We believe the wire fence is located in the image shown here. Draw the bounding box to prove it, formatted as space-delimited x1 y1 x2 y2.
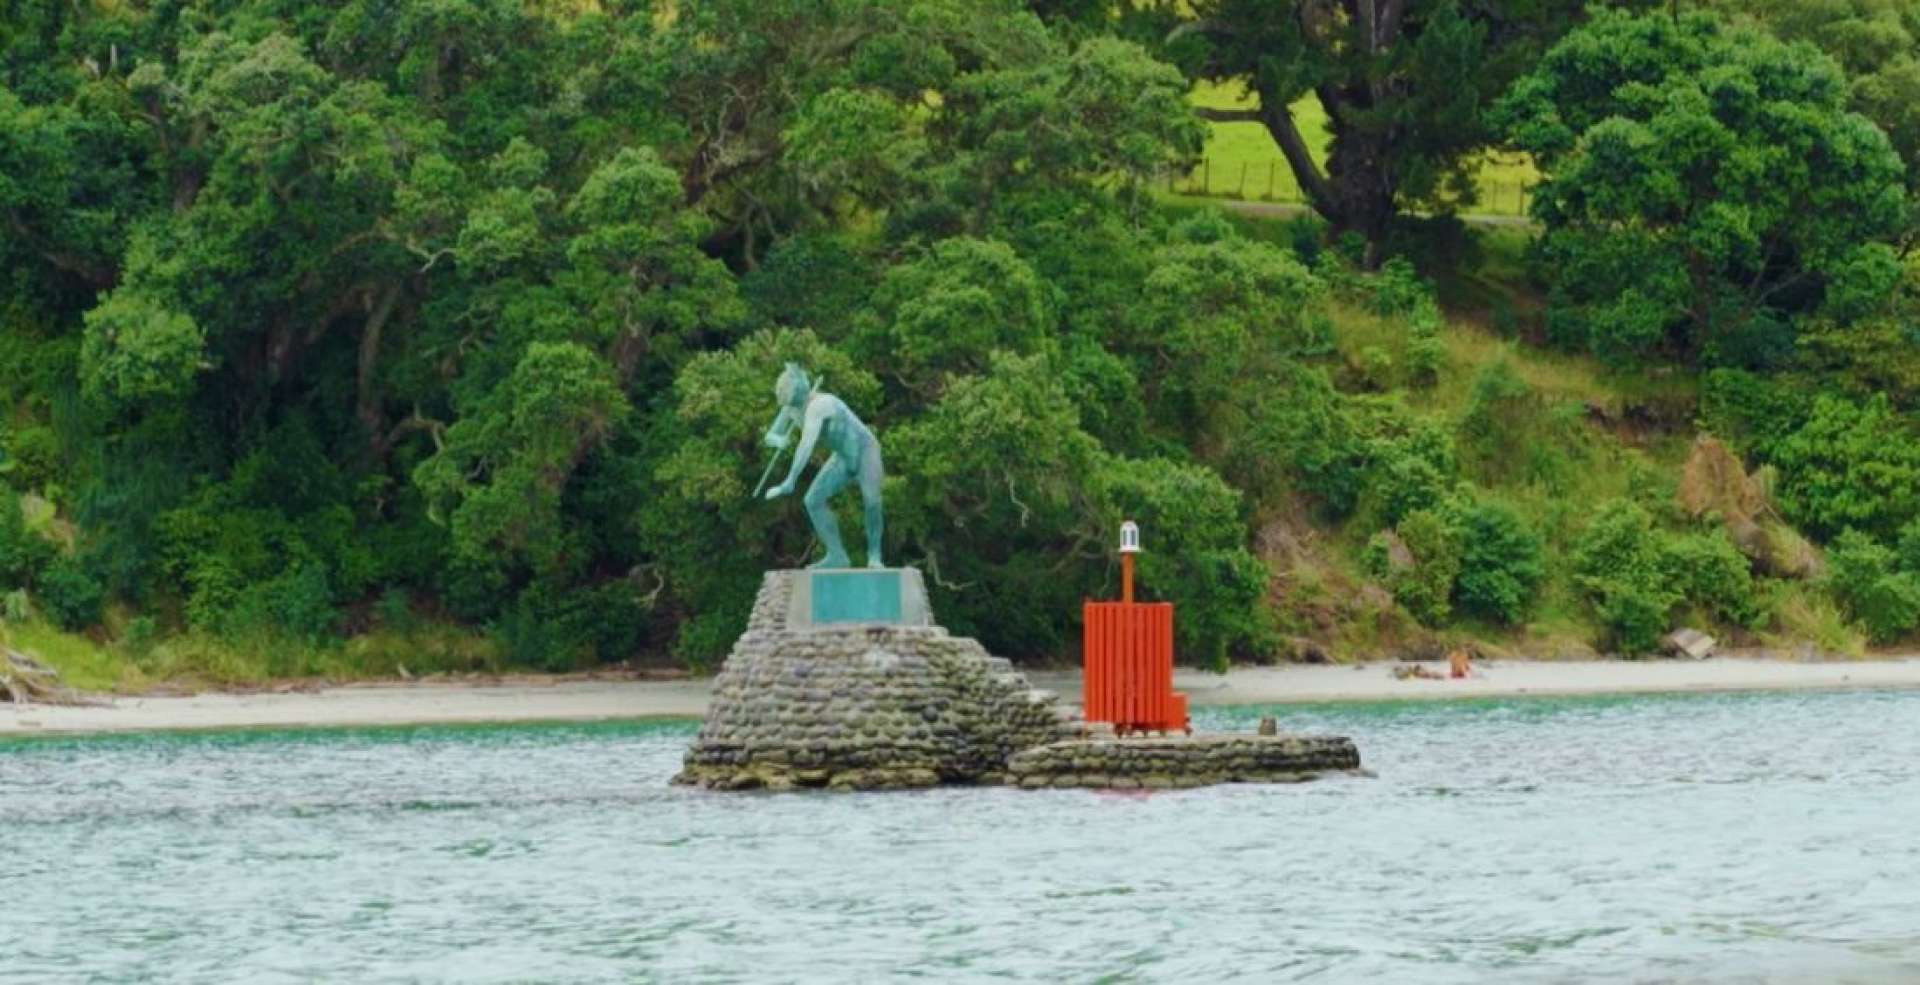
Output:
1160 158 1539 218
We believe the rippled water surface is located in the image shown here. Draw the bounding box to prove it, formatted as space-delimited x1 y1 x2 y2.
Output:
5 689 1920 983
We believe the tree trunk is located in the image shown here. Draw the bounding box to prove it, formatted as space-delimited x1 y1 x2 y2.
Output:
356 281 404 452
1251 93 1399 266
1321 121 1400 266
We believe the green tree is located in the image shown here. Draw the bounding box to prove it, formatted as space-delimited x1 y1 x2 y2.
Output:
1446 496 1544 625
1571 499 1682 654
1497 9 1909 365
1719 0 1920 195
1825 528 1920 642
850 237 1055 399
1771 393 1920 541
1366 507 1462 625
1152 0 1606 255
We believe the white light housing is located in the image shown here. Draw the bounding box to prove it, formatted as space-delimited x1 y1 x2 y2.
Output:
1119 520 1141 554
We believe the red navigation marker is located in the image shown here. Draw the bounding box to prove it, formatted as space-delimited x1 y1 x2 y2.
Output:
1082 521 1190 737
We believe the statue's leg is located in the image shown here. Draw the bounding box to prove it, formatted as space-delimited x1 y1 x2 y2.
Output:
804 456 853 569
858 441 885 569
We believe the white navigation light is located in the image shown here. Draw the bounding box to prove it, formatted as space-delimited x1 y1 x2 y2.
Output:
1119 521 1141 554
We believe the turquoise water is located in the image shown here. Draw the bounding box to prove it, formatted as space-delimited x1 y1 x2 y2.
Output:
5 689 1920 983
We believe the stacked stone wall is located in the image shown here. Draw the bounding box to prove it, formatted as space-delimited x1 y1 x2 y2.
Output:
675 571 1076 791
1006 735 1362 789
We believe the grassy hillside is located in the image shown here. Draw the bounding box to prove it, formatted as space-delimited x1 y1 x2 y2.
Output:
1182 205 1867 663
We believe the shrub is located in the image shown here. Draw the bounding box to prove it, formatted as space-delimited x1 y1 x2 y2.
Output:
1368 257 1433 316
1239 364 1365 515
1447 497 1546 625
1355 403 1458 526
1355 345 1395 391
1697 369 1811 459
490 597 587 673
1826 529 1920 643
1404 302 1445 388
1661 528 1761 627
258 564 337 642
1896 519 1920 575
0 484 54 588
489 579 648 673
1282 215 1324 266
3 426 60 491
374 588 417 633
37 559 104 631
1371 451 1451 527
1590 584 1674 656
1571 500 1680 654
1772 394 1920 541
1458 360 1534 479
1366 508 1462 626
122 616 160 658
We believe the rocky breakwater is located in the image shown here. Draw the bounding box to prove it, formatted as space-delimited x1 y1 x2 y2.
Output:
674 570 1077 791
1006 734 1363 790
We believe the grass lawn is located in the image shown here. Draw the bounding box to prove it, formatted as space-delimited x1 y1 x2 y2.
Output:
1183 81 1541 216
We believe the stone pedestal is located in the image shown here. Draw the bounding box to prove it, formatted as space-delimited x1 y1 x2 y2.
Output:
674 570 1076 790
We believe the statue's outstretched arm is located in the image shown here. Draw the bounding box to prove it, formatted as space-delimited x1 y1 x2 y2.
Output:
763 406 796 448
766 408 824 499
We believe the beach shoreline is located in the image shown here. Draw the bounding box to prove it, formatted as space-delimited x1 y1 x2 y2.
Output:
7 656 1920 736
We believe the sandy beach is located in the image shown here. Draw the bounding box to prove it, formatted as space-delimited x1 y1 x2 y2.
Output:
6 657 1920 736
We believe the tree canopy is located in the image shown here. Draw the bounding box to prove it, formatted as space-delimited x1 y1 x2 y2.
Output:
6 0 1920 673
1497 8 1909 366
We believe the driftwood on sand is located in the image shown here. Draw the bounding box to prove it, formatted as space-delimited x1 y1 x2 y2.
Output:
0 647 99 706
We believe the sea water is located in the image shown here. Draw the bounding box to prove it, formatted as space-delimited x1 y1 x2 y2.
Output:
4 689 1918 983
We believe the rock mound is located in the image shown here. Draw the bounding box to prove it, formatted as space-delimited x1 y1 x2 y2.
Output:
674 571 1076 791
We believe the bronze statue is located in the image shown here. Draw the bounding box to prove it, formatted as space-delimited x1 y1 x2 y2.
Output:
758 364 885 569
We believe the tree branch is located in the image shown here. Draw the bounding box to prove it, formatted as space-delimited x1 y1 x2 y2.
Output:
1166 18 1238 45
377 407 448 458
1259 103 1336 215
357 281 405 446
6 213 117 289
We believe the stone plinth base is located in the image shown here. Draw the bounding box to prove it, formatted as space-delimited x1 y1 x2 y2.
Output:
674 571 1077 791
1004 734 1362 790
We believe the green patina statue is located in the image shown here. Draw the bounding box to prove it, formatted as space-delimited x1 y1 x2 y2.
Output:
759 363 885 569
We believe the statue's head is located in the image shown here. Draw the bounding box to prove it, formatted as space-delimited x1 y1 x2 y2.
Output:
774 362 812 409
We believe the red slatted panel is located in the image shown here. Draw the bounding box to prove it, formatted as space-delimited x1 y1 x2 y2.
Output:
1081 600 1187 734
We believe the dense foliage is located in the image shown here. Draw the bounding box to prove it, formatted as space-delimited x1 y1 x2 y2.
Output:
1498 8 1909 367
4 0 1920 680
